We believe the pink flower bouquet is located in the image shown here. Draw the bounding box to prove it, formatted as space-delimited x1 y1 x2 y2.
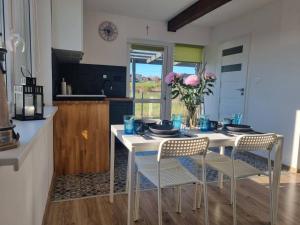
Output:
165 65 216 127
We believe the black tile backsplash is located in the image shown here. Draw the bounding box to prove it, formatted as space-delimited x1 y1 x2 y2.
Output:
52 56 127 99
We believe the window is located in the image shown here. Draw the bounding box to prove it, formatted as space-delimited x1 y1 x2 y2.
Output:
11 0 32 84
3 0 32 109
129 43 168 119
171 44 204 119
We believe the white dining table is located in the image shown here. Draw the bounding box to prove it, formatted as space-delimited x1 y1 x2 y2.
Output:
109 124 284 225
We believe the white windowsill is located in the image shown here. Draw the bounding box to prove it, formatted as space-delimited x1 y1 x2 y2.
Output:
0 106 58 171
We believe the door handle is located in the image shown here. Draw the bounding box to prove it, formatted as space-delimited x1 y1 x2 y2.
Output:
236 88 244 96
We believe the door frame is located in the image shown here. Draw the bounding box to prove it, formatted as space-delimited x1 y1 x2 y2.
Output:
126 39 173 120
217 35 251 123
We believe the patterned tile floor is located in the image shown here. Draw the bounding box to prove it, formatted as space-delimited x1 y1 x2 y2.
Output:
51 146 288 202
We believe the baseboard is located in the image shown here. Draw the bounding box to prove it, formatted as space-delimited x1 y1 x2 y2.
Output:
288 167 300 173
244 151 299 173
42 171 55 225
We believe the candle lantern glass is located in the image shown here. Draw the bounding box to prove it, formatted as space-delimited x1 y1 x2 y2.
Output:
14 78 44 121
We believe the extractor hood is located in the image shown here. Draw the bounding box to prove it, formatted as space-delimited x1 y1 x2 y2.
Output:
52 48 84 63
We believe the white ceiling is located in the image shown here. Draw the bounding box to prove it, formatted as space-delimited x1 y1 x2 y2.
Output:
192 0 275 27
84 0 275 28
84 0 197 21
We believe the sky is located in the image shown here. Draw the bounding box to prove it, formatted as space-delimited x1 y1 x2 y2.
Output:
130 63 195 77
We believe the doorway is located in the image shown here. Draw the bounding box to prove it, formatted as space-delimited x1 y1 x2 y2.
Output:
218 37 250 120
128 42 171 119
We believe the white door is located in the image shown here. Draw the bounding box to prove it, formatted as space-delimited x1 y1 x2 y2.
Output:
218 37 250 120
128 42 172 119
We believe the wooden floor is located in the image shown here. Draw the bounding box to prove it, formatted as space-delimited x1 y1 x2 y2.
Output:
44 173 300 225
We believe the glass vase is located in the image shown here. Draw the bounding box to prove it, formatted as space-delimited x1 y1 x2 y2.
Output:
186 106 201 128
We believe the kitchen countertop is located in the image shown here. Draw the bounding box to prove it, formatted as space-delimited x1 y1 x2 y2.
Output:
0 106 58 170
106 97 133 101
53 97 133 103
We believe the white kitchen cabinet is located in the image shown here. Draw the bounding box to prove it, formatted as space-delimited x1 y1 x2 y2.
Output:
51 0 83 51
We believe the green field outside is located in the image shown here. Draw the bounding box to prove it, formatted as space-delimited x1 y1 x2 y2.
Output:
131 80 188 119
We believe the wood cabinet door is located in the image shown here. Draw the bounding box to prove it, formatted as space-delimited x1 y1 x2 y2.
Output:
54 102 109 175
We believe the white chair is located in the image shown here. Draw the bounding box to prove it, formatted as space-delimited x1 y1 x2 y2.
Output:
134 137 210 225
191 150 232 208
202 133 278 225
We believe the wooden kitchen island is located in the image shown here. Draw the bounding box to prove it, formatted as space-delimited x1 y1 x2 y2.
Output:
53 100 109 175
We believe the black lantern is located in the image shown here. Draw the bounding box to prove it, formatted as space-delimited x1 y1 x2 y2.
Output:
14 75 44 121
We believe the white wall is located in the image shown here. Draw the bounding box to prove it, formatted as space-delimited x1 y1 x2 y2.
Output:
82 11 211 66
205 0 300 169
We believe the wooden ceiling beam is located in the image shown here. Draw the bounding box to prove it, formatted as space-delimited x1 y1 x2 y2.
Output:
168 0 232 32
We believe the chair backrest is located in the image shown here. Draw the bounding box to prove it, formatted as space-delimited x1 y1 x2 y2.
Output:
234 133 278 152
157 137 209 161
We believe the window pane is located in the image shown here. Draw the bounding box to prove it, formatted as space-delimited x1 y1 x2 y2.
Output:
13 0 32 84
171 63 199 120
135 103 160 119
130 48 163 100
135 80 161 99
171 99 188 119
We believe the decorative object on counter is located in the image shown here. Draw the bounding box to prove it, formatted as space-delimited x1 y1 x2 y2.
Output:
124 115 134 134
66 84 72 95
165 65 216 128
61 77 67 95
101 79 113 96
14 67 44 121
0 45 20 151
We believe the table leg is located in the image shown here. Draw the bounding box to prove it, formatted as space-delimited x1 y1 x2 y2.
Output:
109 131 115 203
218 146 225 188
127 148 136 225
272 137 283 225
126 154 129 192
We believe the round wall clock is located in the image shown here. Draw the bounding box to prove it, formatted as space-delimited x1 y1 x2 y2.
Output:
98 21 118 41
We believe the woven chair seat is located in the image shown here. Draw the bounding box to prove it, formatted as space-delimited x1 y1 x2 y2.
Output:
191 150 230 163
207 159 265 179
136 155 200 188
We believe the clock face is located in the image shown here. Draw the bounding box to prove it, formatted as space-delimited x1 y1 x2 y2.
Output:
98 21 118 41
